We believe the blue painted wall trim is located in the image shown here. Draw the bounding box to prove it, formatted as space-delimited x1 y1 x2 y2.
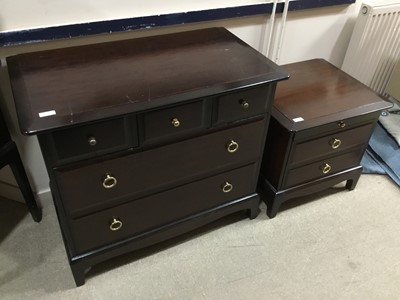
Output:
0 0 355 47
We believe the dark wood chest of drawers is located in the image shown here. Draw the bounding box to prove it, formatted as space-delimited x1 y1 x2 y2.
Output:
259 59 392 218
6 28 288 286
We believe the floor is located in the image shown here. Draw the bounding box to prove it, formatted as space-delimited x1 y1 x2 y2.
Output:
0 174 399 300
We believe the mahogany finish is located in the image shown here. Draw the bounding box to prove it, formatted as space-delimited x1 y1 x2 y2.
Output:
7 28 288 286
142 100 207 143
7 28 285 135
260 59 392 218
290 122 375 166
69 163 258 254
55 120 266 218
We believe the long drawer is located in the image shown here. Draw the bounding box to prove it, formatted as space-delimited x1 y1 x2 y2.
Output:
55 119 265 217
69 163 257 254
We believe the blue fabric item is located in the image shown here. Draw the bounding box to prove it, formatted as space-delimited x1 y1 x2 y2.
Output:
361 123 400 186
361 149 386 174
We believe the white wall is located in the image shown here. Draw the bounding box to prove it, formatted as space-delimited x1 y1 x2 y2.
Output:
0 1 362 203
280 3 362 65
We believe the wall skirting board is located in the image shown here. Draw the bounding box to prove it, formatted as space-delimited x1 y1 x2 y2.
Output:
0 180 23 203
0 166 23 202
0 0 355 47
0 180 51 206
36 188 52 207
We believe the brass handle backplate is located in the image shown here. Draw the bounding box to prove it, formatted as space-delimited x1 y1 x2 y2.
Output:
171 117 180 127
226 140 239 153
102 174 117 189
109 218 123 231
330 138 342 149
240 99 249 109
338 121 346 128
88 136 97 146
222 181 233 193
320 163 332 174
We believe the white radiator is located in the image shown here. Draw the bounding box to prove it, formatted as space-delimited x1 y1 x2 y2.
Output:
342 0 400 96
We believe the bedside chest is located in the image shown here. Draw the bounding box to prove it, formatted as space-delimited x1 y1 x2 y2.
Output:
259 59 392 218
6 28 288 286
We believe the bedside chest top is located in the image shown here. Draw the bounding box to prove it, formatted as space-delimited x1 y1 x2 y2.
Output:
273 59 392 131
6 27 288 135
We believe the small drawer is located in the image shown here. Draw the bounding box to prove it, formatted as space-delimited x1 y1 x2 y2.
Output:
143 100 208 143
214 85 271 125
294 112 380 141
69 163 257 254
55 119 266 217
284 148 364 188
50 117 136 161
290 122 375 166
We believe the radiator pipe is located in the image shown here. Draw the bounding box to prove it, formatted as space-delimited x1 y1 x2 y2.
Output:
275 0 290 63
266 0 278 58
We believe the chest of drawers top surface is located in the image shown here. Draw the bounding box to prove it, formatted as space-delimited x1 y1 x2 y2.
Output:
6 27 288 135
273 59 392 132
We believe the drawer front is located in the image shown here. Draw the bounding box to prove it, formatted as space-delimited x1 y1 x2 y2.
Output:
51 117 136 161
214 85 271 125
143 100 208 142
55 119 265 217
290 122 375 166
294 112 380 141
285 148 364 188
69 163 257 254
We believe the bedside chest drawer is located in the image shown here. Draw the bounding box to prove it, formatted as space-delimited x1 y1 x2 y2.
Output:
290 122 375 166
294 112 380 141
143 100 208 142
259 59 392 219
50 117 136 161
214 85 270 125
285 148 365 188
55 119 266 217
69 163 258 254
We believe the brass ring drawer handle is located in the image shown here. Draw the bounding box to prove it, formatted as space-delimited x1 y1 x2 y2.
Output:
240 99 249 109
102 174 117 189
330 138 342 149
109 218 123 231
338 121 346 128
88 136 97 146
226 140 239 153
171 117 180 127
222 181 233 193
321 163 332 174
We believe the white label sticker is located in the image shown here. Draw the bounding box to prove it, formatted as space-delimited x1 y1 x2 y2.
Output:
293 117 304 122
38 110 56 118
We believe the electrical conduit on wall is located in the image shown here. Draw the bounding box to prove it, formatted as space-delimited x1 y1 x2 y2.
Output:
261 0 291 63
